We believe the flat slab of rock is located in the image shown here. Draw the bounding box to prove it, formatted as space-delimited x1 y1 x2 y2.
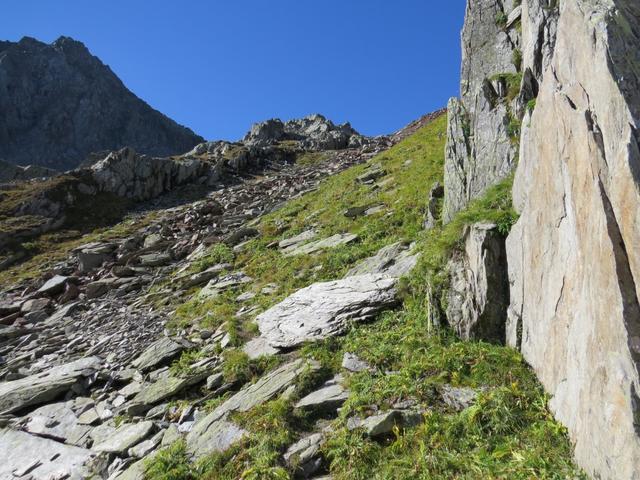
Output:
295 375 349 411
24 401 91 445
127 370 210 415
0 428 95 479
440 385 479 411
278 229 317 249
257 274 398 348
131 336 188 372
198 272 253 299
187 359 318 456
0 356 101 414
282 233 358 257
341 352 372 373
242 337 280 359
284 432 325 477
37 275 69 295
345 242 418 278
185 419 247 459
92 420 155 454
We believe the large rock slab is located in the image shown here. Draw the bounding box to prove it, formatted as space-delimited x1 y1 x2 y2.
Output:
92 420 155 454
282 233 358 257
257 274 398 348
0 356 101 414
0 428 95 479
446 223 509 343
187 359 318 457
131 336 188 372
506 1 640 478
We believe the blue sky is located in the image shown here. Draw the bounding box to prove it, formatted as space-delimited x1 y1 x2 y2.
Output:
3 0 466 141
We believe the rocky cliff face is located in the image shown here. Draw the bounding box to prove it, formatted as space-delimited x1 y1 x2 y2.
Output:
0 36 203 170
506 1 640 477
448 0 640 478
443 0 523 222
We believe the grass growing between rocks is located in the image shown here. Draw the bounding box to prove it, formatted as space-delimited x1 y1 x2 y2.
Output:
148 113 582 479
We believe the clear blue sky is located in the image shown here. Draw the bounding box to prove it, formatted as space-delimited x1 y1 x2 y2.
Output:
3 0 465 141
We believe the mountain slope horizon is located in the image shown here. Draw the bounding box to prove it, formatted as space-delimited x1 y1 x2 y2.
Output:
0 36 204 170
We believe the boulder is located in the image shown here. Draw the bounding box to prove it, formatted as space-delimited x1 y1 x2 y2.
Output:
446 223 508 343
257 274 398 348
440 385 479 412
0 356 101 414
0 428 95 480
37 275 69 295
341 352 372 373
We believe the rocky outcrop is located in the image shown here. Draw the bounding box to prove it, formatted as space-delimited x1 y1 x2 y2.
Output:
256 274 399 349
446 223 508 343
506 0 640 478
443 0 524 222
0 36 203 170
243 114 367 150
0 159 57 183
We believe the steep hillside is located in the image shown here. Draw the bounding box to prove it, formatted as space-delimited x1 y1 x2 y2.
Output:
0 36 203 170
0 112 583 479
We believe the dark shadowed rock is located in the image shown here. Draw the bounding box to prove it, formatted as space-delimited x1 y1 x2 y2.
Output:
0 36 203 170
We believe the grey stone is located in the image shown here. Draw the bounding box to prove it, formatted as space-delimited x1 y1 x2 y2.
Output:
283 432 325 477
92 420 155 454
198 272 253 299
139 252 172 267
161 423 181 447
131 336 187 372
185 419 247 459
128 430 163 458
0 356 101 414
257 274 398 348
279 230 318 249
295 375 349 411
242 337 280 360
282 233 358 257
345 242 418 279
440 385 479 412
37 275 69 295
24 401 89 443
341 352 372 373
0 428 95 480
187 359 318 456
446 223 508 343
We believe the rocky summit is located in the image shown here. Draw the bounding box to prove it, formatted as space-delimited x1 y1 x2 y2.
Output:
0 36 203 170
0 1 638 479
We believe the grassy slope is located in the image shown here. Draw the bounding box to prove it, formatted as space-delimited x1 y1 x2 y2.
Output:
149 114 582 479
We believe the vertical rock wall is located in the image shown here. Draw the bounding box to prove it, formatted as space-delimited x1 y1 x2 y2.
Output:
443 0 522 222
506 1 640 478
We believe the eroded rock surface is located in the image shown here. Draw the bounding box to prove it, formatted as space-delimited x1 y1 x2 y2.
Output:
506 1 640 478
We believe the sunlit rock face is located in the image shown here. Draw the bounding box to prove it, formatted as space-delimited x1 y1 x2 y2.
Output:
507 1 640 478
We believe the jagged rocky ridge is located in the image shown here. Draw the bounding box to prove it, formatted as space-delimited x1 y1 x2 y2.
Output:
0 36 203 170
444 1 640 478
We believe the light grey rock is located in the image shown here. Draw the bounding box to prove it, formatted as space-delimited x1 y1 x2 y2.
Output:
0 428 95 480
283 432 325 478
242 337 280 360
139 252 172 267
187 359 318 456
282 233 358 257
356 168 386 184
295 375 349 411
424 182 444 229
126 369 210 416
0 356 101 414
198 272 253 299
92 420 155 454
347 410 399 437
24 401 90 443
440 385 479 411
446 223 508 343
185 419 247 459
345 242 418 279
128 430 163 458
341 352 372 373
161 424 181 447
131 336 187 372
278 229 318 250
37 275 69 295
506 0 640 477
257 274 398 348
443 0 521 222
179 263 231 288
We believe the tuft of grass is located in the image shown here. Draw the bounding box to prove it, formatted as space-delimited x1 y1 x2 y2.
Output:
145 441 197 480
